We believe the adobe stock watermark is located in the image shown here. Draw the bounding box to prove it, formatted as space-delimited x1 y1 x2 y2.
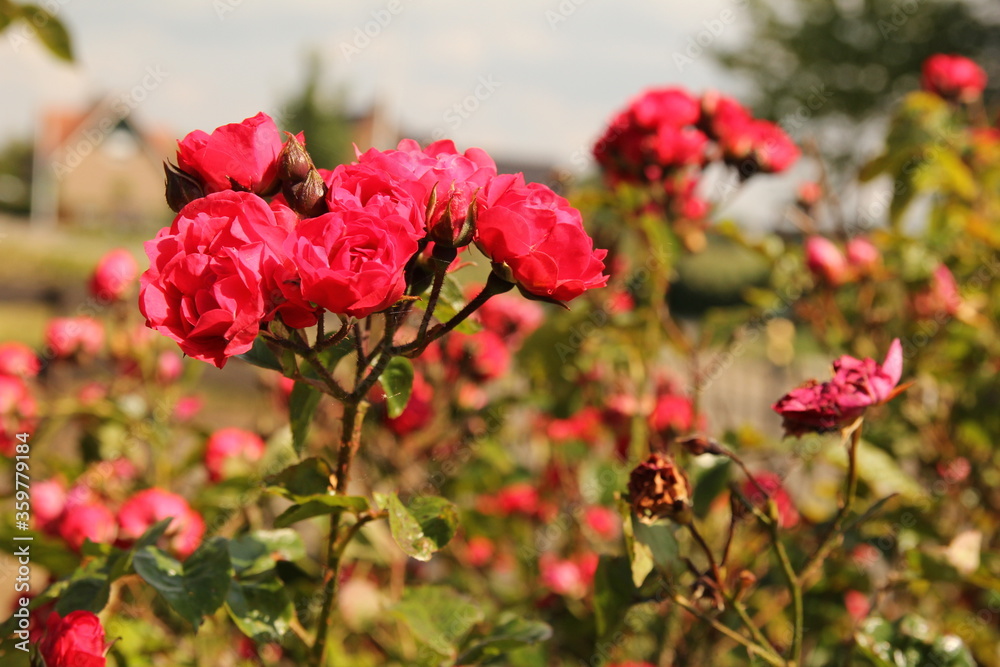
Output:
672 0 751 72
338 0 409 63
545 0 591 30
50 65 169 180
429 75 503 141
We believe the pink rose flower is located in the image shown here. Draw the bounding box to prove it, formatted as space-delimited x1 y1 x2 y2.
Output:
465 536 495 568
0 342 40 378
912 264 961 319
58 501 118 551
477 174 608 302
139 191 291 368
176 112 284 194
324 161 427 239
583 505 621 540
922 54 988 102
39 610 110 667
89 248 139 301
204 427 266 482
33 478 68 534
846 237 880 275
631 87 701 129
45 317 104 358
443 330 511 382
0 376 37 457
117 488 205 559
805 236 849 286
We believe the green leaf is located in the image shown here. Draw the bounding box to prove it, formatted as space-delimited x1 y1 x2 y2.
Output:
387 493 459 561
54 573 110 616
235 336 282 371
133 537 232 629
289 381 322 457
827 440 926 502
228 530 306 576
457 614 552 664
380 357 414 418
392 585 485 657
264 457 333 499
692 460 731 518
225 574 294 643
432 275 482 334
273 495 369 528
592 555 636 639
18 5 73 61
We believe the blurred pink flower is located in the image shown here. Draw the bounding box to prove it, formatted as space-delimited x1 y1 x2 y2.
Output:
117 488 205 559
0 342 40 378
204 427 266 482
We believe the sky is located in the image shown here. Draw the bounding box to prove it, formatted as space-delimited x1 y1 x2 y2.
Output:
0 0 751 170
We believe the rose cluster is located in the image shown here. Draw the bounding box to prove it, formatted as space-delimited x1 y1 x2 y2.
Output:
0 342 39 456
593 86 799 220
772 339 903 437
921 54 988 103
141 113 608 368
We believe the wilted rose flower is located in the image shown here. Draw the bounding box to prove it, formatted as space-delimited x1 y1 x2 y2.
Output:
38 610 110 667
176 112 285 194
0 342 40 378
477 173 608 302
89 248 139 301
742 472 800 528
921 54 988 102
204 427 266 482
805 236 849 286
772 339 903 436
58 501 118 551
45 317 104 358
117 488 205 559
628 452 692 524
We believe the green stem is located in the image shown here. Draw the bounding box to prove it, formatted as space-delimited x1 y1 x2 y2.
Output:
310 399 369 666
769 521 802 667
671 594 787 667
416 256 450 342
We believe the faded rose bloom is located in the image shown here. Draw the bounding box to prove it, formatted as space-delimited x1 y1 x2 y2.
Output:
921 54 988 102
45 317 105 358
805 236 849 286
477 173 608 302
742 473 800 528
117 488 205 559
772 339 903 437
204 427 266 482
39 610 110 667
912 264 961 319
89 248 139 301
58 501 118 551
0 342 40 378
176 112 285 194
628 452 692 524
0 375 37 457
846 237 881 275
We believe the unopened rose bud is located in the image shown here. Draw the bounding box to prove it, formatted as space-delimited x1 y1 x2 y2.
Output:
164 162 204 212
429 192 477 248
676 435 725 457
278 133 313 184
284 168 327 217
628 452 692 524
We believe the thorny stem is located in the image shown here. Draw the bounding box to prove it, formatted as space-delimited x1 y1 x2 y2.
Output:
416 257 450 342
768 516 803 667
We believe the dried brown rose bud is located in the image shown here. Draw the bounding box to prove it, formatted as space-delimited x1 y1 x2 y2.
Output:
628 452 692 524
675 435 726 457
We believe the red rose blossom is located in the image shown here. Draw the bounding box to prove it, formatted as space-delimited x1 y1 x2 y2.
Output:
117 488 205 559
921 54 988 102
39 610 110 667
139 191 296 368
58 501 118 551
177 112 285 194
477 173 607 302
204 427 266 482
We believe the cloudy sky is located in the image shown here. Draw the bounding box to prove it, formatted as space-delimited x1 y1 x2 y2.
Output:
0 0 750 169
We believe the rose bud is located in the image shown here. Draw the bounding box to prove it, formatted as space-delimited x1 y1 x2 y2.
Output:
89 248 139 302
921 54 988 102
44 317 105 358
804 236 849 286
163 161 205 213
39 610 111 667
0 342 40 378
278 133 314 183
117 488 205 559
628 452 692 524
845 237 880 275
284 168 328 217
204 427 266 482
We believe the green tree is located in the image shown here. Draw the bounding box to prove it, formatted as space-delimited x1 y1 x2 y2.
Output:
276 54 354 169
0 138 33 216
